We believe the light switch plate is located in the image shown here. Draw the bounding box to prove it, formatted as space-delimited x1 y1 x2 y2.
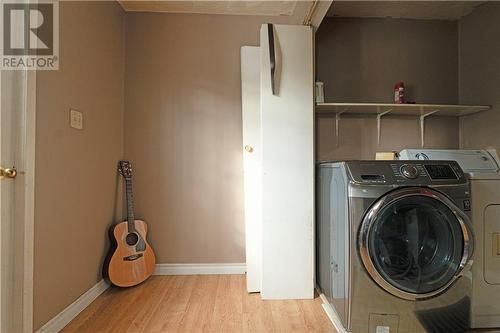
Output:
376 326 390 333
70 109 83 130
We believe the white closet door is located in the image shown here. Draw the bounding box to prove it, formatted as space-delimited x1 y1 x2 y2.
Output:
241 46 262 293
260 24 314 299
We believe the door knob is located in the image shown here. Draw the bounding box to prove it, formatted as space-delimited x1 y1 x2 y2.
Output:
244 145 254 153
0 167 17 179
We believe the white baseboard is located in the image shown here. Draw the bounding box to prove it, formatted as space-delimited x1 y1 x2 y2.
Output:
36 279 110 333
153 263 247 275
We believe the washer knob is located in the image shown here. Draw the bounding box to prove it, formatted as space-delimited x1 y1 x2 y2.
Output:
400 164 419 179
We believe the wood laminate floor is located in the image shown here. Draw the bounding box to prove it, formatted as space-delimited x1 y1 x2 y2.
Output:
61 275 336 333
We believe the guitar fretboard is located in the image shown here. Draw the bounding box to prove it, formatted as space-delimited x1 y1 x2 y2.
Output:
125 178 136 233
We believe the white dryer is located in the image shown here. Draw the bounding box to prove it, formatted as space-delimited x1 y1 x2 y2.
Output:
399 148 500 329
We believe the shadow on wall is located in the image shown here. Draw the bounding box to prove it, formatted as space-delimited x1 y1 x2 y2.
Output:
314 16 461 161
315 18 362 103
316 115 459 162
315 17 459 104
459 2 500 153
101 168 124 281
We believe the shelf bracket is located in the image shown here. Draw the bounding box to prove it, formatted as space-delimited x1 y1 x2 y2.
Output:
420 109 439 148
376 108 392 145
335 109 347 147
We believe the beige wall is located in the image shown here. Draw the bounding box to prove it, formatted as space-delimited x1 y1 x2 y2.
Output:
34 2 124 330
315 17 460 160
459 2 500 152
316 116 459 161
124 13 287 263
316 17 459 104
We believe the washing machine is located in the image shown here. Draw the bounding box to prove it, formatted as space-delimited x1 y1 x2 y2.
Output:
317 160 474 333
400 148 500 329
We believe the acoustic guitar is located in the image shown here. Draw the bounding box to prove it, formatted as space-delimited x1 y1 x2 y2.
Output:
104 161 156 287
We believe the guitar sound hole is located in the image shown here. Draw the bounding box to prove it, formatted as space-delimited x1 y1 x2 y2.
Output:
125 232 139 246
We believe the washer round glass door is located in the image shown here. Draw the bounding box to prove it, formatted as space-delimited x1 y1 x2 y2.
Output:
358 187 473 300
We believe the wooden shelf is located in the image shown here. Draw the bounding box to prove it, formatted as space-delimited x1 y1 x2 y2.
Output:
315 103 491 148
315 102 490 116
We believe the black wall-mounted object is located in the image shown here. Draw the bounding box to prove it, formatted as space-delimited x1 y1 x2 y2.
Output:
267 23 276 95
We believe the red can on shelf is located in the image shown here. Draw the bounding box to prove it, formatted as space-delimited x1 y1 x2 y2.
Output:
394 82 405 104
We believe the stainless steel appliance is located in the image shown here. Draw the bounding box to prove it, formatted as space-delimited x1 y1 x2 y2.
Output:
317 160 474 333
400 148 500 329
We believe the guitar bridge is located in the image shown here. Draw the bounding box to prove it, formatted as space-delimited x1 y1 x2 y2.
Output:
123 253 143 261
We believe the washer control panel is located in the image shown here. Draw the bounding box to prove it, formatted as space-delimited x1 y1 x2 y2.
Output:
345 160 466 185
400 164 419 179
390 163 430 182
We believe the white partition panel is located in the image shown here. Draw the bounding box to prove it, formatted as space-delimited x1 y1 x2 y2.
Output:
241 46 262 293
260 24 314 299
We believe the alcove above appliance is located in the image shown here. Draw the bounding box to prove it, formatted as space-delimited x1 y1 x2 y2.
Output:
316 102 491 147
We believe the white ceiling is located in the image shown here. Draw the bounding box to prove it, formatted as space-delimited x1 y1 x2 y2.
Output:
327 1 484 20
119 1 299 16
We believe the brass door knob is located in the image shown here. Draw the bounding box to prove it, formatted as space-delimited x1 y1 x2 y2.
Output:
0 167 17 179
244 145 254 153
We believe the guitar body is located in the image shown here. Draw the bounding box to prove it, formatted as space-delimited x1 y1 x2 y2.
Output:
107 220 156 287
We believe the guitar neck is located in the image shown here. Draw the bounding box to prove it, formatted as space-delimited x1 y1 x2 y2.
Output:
125 178 136 232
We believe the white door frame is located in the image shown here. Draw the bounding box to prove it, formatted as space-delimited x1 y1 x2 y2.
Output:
0 67 36 333
23 69 36 333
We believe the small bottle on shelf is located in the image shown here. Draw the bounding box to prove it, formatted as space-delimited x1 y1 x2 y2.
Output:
394 82 405 104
